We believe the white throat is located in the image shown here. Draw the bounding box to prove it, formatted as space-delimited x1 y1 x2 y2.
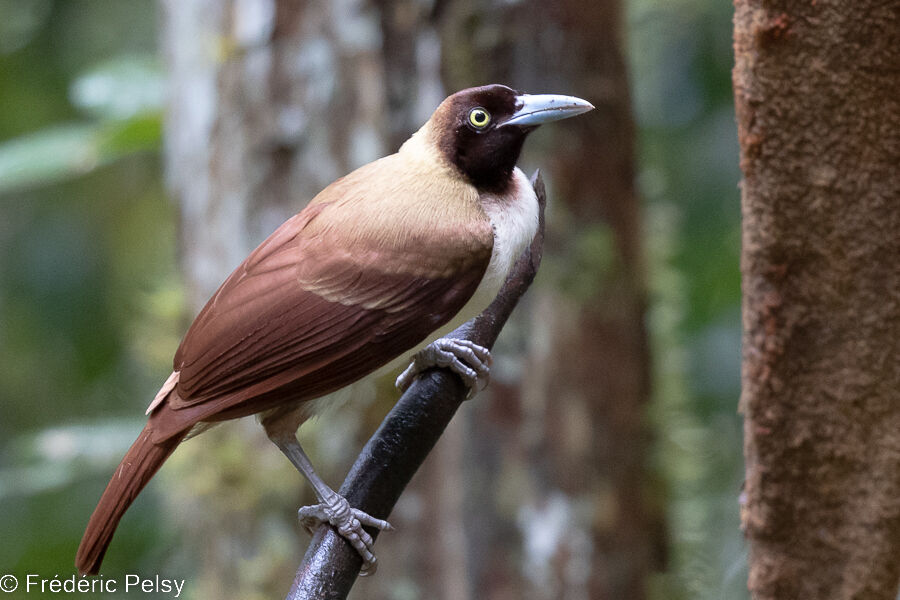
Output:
475 167 540 303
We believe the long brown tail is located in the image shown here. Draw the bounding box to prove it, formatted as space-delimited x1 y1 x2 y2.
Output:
76 424 185 575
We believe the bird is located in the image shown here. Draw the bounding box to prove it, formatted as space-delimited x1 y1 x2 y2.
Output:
75 84 593 576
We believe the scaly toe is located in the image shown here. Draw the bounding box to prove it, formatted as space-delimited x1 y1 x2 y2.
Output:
351 508 393 531
297 498 390 574
396 337 492 397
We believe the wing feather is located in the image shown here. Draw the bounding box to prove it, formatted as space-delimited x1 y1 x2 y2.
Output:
156 154 492 436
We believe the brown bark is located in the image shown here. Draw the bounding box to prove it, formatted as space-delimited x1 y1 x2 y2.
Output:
541 4 657 596
734 2 900 599
438 0 661 598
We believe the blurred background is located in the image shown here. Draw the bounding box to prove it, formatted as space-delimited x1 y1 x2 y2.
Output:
0 0 742 598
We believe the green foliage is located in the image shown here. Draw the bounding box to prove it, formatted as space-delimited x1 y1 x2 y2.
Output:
0 419 144 500
0 55 163 193
0 124 99 192
629 2 746 599
557 223 618 303
0 1 174 585
70 55 165 120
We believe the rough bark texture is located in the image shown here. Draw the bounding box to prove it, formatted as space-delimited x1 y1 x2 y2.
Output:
734 2 900 599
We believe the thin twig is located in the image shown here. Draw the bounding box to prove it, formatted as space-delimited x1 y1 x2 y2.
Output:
286 170 547 600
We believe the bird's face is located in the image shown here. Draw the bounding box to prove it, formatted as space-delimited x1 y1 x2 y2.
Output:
429 84 594 191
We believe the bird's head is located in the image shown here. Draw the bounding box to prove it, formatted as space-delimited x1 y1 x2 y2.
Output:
419 84 594 191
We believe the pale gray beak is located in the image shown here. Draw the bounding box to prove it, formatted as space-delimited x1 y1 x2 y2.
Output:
503 94 595 127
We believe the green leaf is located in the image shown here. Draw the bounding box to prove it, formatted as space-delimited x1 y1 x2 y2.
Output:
0 419 145 499
97 113 163 158
69 54 165 120
0 124 102 193
0 0 51 55
0 115 161 194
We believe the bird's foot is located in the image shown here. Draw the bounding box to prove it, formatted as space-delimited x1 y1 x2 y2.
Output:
297 492 392 576
395 338 492 398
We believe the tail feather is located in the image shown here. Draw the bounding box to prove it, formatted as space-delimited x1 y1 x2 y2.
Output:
76 425 184 575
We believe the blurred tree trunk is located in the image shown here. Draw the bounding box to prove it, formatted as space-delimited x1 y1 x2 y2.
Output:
437 1 661 598
734 2 900 599
161 1 391 597
163 0 388 310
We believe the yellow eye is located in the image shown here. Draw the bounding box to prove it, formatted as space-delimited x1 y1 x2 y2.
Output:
468 107 491 129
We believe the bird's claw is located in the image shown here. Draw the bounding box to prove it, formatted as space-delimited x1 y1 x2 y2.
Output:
395 337 492 398
297 493 392 576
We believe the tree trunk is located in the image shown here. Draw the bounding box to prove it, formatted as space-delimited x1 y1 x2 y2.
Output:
163 0 389 311
161 1 390 596
734 1 900 598
437 0 661 598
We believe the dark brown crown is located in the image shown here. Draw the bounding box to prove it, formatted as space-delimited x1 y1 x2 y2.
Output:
431 85 531 193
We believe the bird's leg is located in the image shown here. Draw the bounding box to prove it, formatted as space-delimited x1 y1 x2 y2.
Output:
395 337 492 398
268 433 392 575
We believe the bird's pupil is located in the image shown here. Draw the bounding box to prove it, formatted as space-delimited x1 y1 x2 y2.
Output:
468 107 490 129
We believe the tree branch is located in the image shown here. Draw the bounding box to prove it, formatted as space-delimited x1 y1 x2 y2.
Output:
285 170 547 599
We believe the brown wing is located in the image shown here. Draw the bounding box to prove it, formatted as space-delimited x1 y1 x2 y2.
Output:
153 154 492 437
